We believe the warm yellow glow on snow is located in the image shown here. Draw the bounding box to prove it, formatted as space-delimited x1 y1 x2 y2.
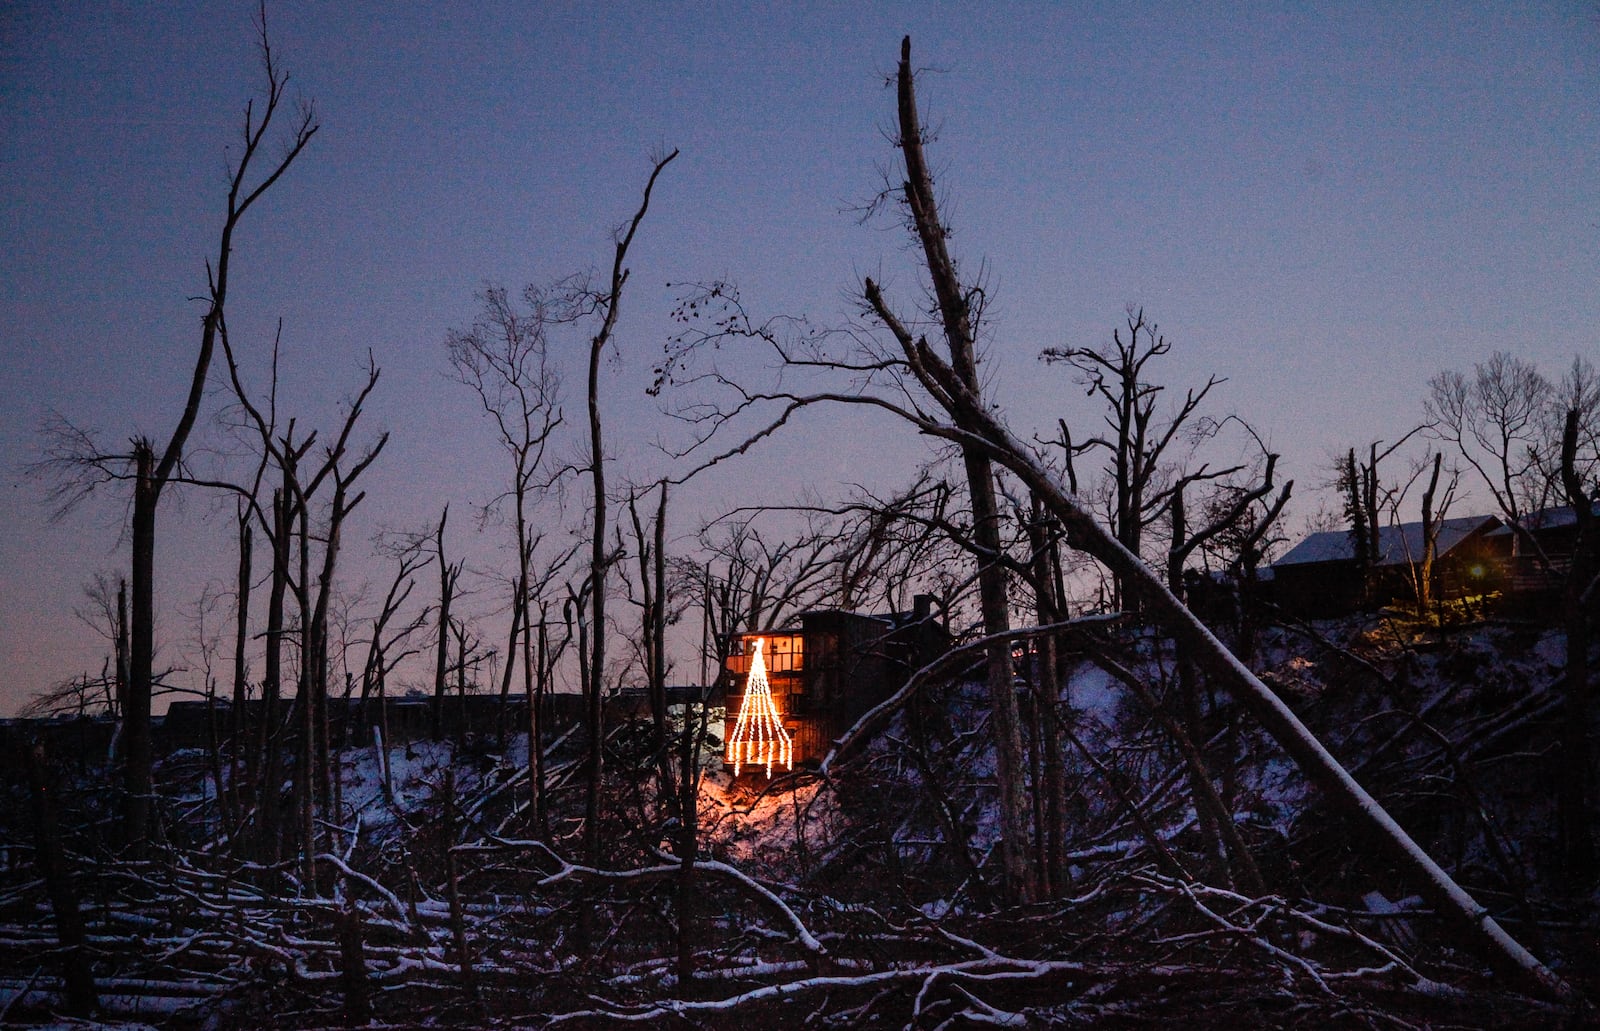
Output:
726 638 793 777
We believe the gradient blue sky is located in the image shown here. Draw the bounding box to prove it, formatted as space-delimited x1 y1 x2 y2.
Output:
2 3 1596 714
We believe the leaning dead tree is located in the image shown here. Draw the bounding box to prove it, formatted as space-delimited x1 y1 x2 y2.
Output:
32 12 316 849
659 37 1570 1000
857 37 1569 997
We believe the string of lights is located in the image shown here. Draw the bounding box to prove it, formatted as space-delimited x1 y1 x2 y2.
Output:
725 638 793 777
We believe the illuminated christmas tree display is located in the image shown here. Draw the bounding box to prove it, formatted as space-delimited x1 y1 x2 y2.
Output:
726 637 793 777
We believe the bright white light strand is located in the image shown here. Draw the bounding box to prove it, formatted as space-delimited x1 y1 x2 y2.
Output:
726 638 793 777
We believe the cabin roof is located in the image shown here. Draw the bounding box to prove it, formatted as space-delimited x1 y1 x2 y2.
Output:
1274 514 1499 569
1483 500 1600 536
736 600 938 638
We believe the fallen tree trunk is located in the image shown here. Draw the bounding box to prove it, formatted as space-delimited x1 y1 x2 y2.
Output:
925 381 1576 1002
852 43 1576 994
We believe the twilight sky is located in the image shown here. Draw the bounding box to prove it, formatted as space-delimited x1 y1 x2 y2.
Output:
2 3 1596 716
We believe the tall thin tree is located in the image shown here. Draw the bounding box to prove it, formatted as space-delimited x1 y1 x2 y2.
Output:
861 42 1033 901
575 150 677 867
35 11 317 848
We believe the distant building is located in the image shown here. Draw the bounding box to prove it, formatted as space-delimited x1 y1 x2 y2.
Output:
156 691 599 754
721 595 951 772
1270 514 1503 616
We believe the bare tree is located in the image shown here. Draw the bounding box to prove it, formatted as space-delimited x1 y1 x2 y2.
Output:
1427 352 1554 546
31 10 316 849
445 284 563 763
1335 447 1376 592
571 150 677 868
1333 430 1426 606
1163 448 1290 886
626 482 674 805
357 533 431 795
684 513 859 635
431 507 464 743
1042 308 1225 611
298 362 388 847
1556 404 1598 883
21 671 117 722
1428 354 1596 880
21 574 131 722
859 45 1035 903
218 322 386 863
1400 451 1460 617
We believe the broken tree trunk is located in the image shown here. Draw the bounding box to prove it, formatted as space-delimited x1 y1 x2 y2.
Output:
25 741 98 1017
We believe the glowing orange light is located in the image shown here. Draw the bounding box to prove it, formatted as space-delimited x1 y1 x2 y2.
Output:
726 638 793 777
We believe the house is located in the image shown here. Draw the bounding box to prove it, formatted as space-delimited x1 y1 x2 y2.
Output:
721 595 951 774
1483 500 1600 596
1270 514 1503 616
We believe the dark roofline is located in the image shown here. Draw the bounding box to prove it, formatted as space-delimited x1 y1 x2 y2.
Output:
1484 500 1600 536
1274 513 1499 569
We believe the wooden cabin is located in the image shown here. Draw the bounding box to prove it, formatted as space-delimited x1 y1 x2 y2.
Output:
1270 514 1503 616
722 595 950 774
1482 501 1600 599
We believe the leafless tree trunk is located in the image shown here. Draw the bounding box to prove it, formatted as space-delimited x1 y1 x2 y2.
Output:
299 362 387 833
579 150 677 868
629 483 675 805
441 771 479 1004
654 486 669 794
226 507 252 841
532 606 553 835
126 443 156 847
1557 408 1595 882
256 481 292 862
675 569 723 991
867 39 1033 903
1413 451 1455 616
115 579 129 725
338 889 370 1025
295 488 315 871
117 19 315 850
1362 442 1383 583
432 508 462 743
453 618 470 748
1042 309 1224 612
494 575 525 752
1023 495 1066 895
24 741 97 1017
359 538 428 742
